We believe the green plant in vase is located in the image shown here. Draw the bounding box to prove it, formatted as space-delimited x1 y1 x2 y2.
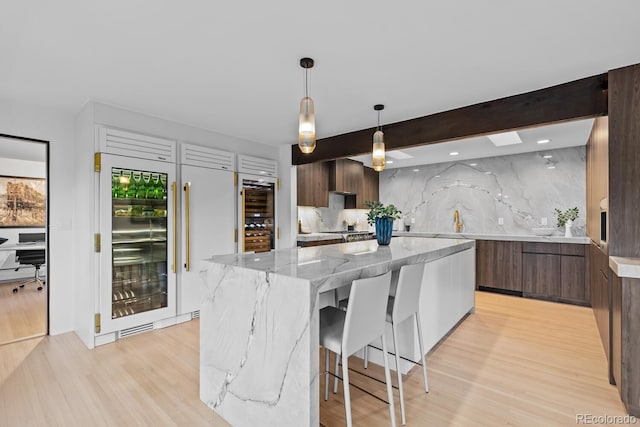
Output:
554 207 579 237
365 201 402 245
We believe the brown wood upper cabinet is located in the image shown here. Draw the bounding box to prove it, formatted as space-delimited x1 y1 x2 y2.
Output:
296 162 330 207
346 165 379 209
329 159 363 195
297 159 379 208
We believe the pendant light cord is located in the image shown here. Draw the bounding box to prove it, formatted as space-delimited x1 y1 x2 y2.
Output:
305 68 309 98
377 110 381 131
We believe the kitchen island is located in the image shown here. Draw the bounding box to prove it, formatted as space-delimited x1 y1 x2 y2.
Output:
200 237 475 427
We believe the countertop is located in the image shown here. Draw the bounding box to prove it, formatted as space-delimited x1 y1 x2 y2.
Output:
609 256 640 279
209 236 474 292
296 232 351 242
393 231 590 244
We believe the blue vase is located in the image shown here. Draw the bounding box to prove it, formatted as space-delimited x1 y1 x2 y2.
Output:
375 217 393 245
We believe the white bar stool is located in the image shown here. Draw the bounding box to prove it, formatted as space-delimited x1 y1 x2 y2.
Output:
320 271 397 427
343 263 429 425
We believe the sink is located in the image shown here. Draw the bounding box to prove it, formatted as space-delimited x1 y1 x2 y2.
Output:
531 227 556 236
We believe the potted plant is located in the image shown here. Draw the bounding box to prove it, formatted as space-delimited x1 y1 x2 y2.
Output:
554 207 579 237
365 201 402 245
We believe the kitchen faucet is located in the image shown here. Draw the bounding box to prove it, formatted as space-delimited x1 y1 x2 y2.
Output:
453 210 464 233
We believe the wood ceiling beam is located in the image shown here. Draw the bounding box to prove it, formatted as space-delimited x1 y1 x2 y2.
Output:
291 73 608 165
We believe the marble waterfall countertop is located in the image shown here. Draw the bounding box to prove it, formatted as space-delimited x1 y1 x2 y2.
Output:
200 236 475 427
394 231 590 244
210 236 474 293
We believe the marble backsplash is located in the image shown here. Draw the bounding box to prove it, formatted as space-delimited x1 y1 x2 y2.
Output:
297 193 370 233
379 147 586 236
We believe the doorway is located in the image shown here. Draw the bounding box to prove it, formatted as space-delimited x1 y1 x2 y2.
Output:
0 134 49 345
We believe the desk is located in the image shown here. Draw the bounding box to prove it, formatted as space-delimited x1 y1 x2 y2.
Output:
199 237 475 427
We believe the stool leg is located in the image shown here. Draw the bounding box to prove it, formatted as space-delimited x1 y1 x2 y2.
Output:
415 312 429 392
363 345 369 369
342 354 353 427
324 348 330 401
381 333 397 427
334 351 340 394
392 322 406 425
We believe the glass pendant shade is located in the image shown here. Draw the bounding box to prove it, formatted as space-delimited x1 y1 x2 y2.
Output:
372 130 385 171
298 96 316 154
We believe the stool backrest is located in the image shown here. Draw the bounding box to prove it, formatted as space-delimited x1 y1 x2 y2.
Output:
392 263 425 322
342 271 392 356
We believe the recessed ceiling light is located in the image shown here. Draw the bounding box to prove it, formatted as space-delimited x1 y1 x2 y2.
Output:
487 131 523 146
543 155 552 159
434 175 440 178
449 152 459 156
469 163 478 166
386 160 394 164
413 169 420 172
547 166 556 169
537 139 550 144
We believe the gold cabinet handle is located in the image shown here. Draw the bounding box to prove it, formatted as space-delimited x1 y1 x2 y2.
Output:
184 182 191 271
172 181 177 273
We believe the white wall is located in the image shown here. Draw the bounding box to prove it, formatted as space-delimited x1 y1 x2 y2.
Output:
0 157 45 178
0 100 76 336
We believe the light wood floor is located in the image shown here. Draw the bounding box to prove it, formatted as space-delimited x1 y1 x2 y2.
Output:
0 279 46 345
0 292 627 426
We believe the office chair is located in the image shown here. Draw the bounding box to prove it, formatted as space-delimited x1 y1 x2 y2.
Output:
13 233 46 293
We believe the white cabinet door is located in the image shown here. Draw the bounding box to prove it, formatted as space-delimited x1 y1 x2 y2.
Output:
180 165 235 314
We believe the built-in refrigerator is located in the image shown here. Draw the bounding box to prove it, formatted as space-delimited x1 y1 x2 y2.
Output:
179 144 235 314
98 149 177 334
237 155 278 253
94 127 277 341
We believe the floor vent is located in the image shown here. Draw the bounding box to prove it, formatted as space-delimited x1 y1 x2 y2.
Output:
192 310 200 319
119 323 154 338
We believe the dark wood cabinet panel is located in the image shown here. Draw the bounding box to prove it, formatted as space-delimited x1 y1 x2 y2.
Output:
560 256 586 302
329 159 363 195
297 238 343 248
523 242 586 257
476 240 522 292
560 244 586 257
523 242 560 255
612 274 621 393
609 64 640 258
358 166 379 208
296 162 329 207
621 276 640 416
523 253 561 297
590 243 610 361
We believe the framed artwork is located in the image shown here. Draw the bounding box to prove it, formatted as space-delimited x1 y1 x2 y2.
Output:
0 176 46 227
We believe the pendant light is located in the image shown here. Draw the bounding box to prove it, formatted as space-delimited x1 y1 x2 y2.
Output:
372 104 386 171
298 57 316 154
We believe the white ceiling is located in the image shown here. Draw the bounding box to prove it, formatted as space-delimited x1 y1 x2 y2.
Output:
351 118 594 168
1 2 639 148
0 136 46 162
